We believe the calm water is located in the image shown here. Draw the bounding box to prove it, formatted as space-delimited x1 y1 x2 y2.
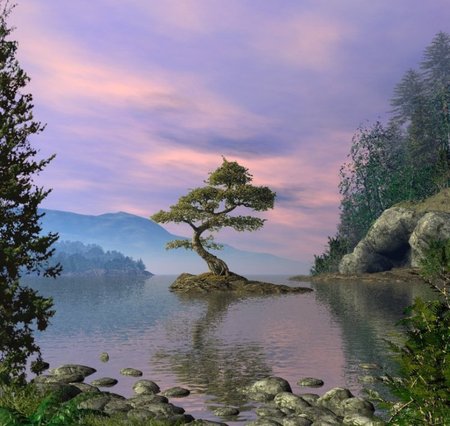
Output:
24 274 432 423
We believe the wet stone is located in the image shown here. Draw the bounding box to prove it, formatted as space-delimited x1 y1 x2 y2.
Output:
282 417 312 426
49 364 96 379
90 377 118 387
127 408 155 421
212 406 240 416
297 378 324 388
298 394 320 405
128 394 169 407
133 379 161 395
120 368 143 377
256 407 286 418
162 386 191 397
358 363 381 370
99 352 109 362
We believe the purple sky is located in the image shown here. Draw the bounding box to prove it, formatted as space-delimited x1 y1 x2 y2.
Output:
10 1 450 267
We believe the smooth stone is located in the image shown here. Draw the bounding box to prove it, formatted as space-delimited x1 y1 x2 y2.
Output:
256 407 286 418
91 377 118 387
282 417 312 426
343 414 386 425
103 398 132 415
298 394 320 405
212 406 239 416
78 395 111 411
120 368 143 377
143 402 185 417
316 387 353 412
49 364 96 378
358 375 378 384
273 393 310 413
191 420 228 426
164 414 196 424
133 379 161 395
246 420 283 426
69 382 100 393
302 406 342 424
128 394 169 407
34 383 82 401
297 378 324 388
101 391 126 400
99 352 109 362
162 386 191 397
341 397 375 417
246 377 293 398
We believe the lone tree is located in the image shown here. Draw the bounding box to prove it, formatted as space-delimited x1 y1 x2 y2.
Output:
151 158 276 276
0 1 60 383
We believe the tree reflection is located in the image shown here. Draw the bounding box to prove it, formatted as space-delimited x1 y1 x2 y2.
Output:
152 291 272 408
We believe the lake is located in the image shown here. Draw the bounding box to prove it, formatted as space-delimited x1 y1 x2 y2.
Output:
25 274 432 423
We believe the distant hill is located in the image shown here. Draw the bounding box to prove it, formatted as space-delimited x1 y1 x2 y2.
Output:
39 209 308 275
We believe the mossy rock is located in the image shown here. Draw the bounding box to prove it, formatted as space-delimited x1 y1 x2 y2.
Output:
170 272 313 295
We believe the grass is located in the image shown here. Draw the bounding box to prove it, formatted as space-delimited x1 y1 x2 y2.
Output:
394 188 450 213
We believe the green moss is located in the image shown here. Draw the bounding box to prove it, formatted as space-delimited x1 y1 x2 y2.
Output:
394 188 450 213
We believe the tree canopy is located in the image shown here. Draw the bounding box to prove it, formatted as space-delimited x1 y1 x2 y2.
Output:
0 1 59 383
151 158 275 276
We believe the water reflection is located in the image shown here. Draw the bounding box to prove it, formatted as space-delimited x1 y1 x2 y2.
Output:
311 279 435 390
153 291 272 409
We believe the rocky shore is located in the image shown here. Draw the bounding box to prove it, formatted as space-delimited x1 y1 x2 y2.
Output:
31 362 386 425
170 272 313 295
290 267 426 285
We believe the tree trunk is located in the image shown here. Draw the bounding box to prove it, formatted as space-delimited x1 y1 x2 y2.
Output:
192 232 229 276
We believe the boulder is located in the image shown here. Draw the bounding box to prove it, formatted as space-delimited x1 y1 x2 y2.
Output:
162 386 191 397
90 377 118 387
409 212 450 267
245 377 293 399
273 392 310 413
212 406 239 416
120 368 143 377
49 364 96 379
339 190 450 274
133 379 161 395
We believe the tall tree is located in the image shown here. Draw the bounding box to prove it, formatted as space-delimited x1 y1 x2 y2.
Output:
0 1 60 383
151 158 275 276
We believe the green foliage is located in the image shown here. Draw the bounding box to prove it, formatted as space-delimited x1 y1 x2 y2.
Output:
0 1 60 383
314 32 450 269
379 240 450 425
151 157 275 275
0 387 101 426
310 235 349 275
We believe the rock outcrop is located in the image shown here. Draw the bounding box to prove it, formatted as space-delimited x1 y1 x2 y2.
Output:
170 272 313 295
339 189 450 274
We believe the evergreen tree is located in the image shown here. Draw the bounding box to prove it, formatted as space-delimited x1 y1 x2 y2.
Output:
0 1 59 383
152 158 275 276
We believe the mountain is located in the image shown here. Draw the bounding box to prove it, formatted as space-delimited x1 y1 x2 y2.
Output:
39 209 308 275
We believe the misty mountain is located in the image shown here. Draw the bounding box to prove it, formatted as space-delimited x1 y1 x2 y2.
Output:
39 209 308 275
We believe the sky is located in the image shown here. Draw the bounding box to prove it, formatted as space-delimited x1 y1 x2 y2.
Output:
9 0 450 268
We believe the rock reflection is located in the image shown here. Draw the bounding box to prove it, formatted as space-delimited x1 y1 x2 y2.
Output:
311 279 435 383
152 291 272 408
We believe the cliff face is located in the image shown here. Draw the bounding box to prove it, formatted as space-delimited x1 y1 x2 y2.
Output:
339 189 450 274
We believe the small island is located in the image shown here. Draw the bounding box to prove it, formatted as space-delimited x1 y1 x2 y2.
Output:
50 241 153 278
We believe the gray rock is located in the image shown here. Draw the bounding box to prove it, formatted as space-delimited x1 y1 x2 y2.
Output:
246 377 293 399
69 382 100 393
410 212 450 267
297 378 324 387
49 364 96 379
99 352 109 362
317 387 353 413
133 379 161 395
90 377 118 387
256 407 286 418
302 406 342 423
343 414 386 425
120 368 143 377
103 398 132 415
164 414 196 424
128 394 169 407
78 395 111 411
298 394 320 405
143 402 185 417
191 420 228 426
162 386 191 397
33 374 84 385
340 397 375 417
34 382 82 401
357 376 378 384
273 392 310 413
282 417 312 426
212 406 239 416
246 419 283 426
